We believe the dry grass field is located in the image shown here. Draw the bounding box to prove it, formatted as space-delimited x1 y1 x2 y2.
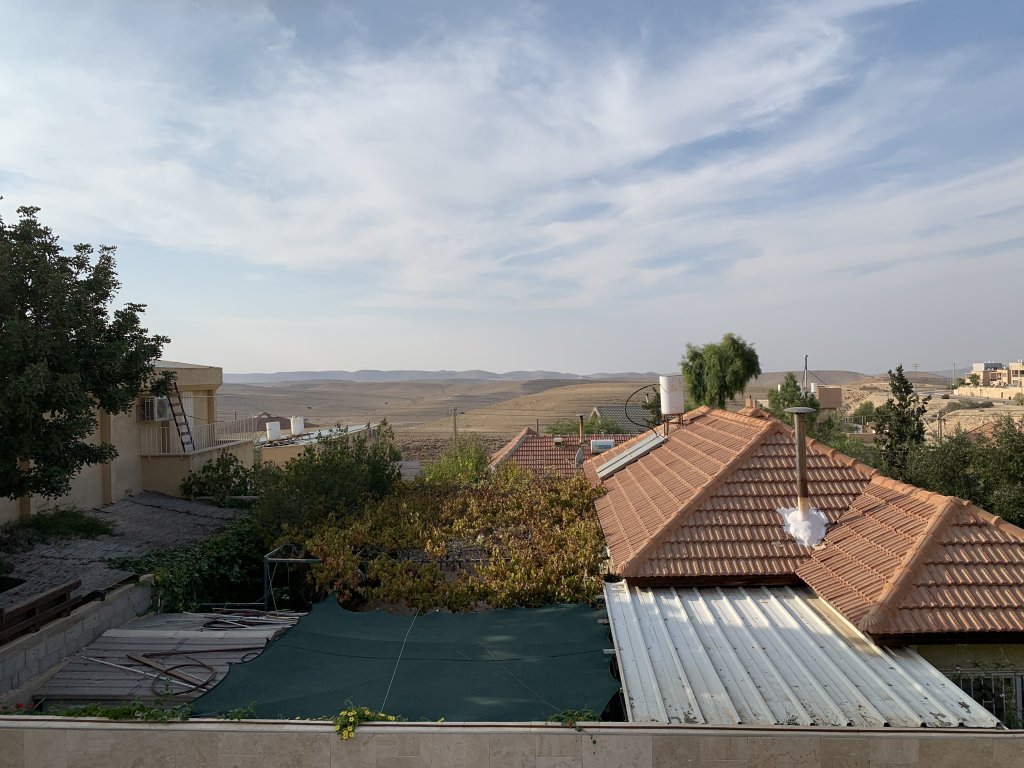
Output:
218 369 1022 462
218 377 653 460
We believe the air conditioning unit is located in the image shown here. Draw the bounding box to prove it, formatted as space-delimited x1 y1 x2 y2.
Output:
143 396 172 421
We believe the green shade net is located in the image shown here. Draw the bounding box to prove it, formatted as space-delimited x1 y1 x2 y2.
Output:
194 600 619 721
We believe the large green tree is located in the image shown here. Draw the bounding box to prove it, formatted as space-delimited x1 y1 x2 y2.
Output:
545 414 622 436
872 365 930 480
766 373 819 425
904 417 1024 526
680 333 761 408
1 206 170 500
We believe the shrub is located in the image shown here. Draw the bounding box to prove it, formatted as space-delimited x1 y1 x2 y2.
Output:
111 516 265 612
422 436 490 485
0 506 114 554
255 423 401 543
306 470 608 611
180 453 261 505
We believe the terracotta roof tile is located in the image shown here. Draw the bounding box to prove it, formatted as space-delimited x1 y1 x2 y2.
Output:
587 406 1024 639
589 409 872 581
798 480 1024 638
489 429 632 478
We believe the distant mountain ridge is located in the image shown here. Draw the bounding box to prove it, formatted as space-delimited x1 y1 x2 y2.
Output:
223 369 662 384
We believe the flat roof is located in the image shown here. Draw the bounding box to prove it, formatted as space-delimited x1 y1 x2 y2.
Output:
604 582 1000 729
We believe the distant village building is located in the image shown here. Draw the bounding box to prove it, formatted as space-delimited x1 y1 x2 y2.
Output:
968 360 1024 387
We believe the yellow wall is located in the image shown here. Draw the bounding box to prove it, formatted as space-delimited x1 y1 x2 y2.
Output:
141 442 255 497
954 384 1024 400
0 362 232 525
915 643 1024 671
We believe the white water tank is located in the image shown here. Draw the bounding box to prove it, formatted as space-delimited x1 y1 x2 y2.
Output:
266 421 282 440
659 374 686 415
290 416 305 435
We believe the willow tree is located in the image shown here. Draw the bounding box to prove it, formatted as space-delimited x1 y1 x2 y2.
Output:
680 333 761 409
1 206 170 500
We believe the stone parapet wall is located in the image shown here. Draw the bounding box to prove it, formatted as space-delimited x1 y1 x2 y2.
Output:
0 582 151 700
0 719 1021 768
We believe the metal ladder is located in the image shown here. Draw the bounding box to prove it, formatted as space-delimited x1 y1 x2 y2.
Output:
168 383 196 453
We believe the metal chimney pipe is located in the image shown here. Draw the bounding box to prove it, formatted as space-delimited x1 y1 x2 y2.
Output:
785 407 816 516
578 414 585 443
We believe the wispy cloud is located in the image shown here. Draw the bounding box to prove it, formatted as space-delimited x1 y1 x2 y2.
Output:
1 0 1021 371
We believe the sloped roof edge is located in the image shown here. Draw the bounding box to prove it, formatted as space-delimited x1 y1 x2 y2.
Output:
488 426 537 469
617 415 780 578
856 494 961 635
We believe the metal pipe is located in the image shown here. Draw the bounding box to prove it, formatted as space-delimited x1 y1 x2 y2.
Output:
785 407 816 515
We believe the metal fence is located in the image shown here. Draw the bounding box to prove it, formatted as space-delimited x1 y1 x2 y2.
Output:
946 670 1024 727
140 417 259 455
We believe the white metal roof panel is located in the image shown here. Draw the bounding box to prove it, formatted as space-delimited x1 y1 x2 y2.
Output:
595 433 667 479
604 582 1001 729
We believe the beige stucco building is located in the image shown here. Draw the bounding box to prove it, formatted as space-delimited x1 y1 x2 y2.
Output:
967 360 1024 387
0 360 257 525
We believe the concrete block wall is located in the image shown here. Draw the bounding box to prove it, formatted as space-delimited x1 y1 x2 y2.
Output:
0 720 1022 768
0 582 151 700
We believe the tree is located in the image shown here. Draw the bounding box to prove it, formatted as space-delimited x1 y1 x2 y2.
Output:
423 435 490 485
545 415 622 436
872 365 930 480
1 206 170 500
254 423 402 542
680 333 761 408
766 373 819 425
640 389 663 429
851 400 876 426
968 373 981 387
902 417 1024 527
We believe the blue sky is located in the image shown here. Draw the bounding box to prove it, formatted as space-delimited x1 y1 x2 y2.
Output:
1 0 1022 374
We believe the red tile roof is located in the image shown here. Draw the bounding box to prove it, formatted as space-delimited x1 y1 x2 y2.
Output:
490 428 633 478
798 479 1024 639
586 406 1024 640
586 407 871 582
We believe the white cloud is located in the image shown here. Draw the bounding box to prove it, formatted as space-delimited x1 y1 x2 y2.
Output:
1 0 1022 372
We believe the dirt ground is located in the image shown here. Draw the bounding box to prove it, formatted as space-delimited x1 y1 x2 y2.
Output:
218 370 1022 462
218 377 653 461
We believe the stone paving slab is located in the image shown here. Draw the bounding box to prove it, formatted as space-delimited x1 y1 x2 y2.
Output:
0 493 245 609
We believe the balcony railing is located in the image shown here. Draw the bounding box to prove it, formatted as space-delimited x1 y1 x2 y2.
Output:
140 417 260 456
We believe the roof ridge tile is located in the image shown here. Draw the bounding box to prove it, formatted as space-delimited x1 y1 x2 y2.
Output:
856 493 960 635
488 425 536 467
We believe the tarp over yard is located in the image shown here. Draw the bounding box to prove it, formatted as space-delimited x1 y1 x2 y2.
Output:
194 600 619 721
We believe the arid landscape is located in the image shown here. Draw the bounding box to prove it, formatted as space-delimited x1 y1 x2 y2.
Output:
213 368 1024 461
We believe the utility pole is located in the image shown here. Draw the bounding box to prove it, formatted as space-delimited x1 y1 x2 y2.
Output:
803 355 809 393
452 405 459 440
912 362 919 374
952 362 956 391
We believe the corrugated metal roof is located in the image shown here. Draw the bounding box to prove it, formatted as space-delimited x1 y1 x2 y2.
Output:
604 582 1001 729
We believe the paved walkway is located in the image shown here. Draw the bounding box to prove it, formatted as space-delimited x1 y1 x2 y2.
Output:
0 493 245 608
